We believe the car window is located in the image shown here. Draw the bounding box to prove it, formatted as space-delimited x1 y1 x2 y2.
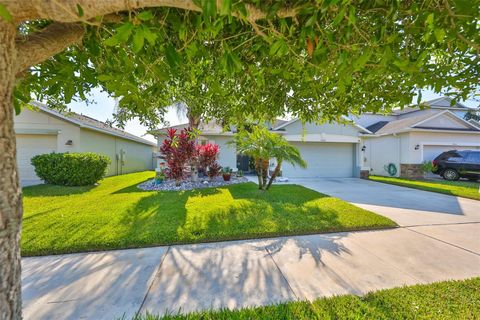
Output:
445 152 462 161
465 152 480 163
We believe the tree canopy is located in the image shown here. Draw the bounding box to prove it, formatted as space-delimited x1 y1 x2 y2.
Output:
10 0 480 128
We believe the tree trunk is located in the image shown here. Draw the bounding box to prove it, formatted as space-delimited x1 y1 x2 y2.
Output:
266 160 282 190
0 21 23 320
254 158 263 189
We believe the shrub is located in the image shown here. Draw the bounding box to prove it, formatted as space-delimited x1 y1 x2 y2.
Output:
159 128 197 184
31 152 110 186
197 143 220 177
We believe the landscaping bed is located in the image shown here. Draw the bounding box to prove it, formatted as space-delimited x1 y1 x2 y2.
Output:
138 176 248 191
22 171 395 256
139 277 480 320
369 175 480 201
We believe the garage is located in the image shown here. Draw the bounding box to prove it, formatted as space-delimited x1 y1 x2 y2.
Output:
281 142 355 178
423 145 480 161
16 134 57 185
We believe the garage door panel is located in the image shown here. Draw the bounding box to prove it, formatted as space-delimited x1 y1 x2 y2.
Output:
423 145 480 161
282 142 354 178
16 134 57 182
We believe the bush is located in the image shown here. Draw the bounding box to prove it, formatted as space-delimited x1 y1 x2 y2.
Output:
31 152 110 186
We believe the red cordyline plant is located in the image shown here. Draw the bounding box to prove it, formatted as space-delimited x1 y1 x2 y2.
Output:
197 143 221 179
160 128 198 185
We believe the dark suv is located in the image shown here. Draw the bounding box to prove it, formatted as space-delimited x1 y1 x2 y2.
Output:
432 150 480 181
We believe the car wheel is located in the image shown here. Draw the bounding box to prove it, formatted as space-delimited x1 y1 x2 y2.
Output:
443 169 460 181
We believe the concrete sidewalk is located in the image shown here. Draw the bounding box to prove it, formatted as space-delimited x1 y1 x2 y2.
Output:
22 178 480 319
22 225 480 319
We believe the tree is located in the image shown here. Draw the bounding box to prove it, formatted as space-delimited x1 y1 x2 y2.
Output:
233 126 306 190
1 1 479 318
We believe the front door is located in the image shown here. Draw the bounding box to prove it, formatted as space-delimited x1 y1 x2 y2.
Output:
236 154 251 172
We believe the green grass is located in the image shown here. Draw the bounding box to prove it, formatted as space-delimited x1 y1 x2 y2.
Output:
139 277 480 320
369 175 480 200
22 171 395 256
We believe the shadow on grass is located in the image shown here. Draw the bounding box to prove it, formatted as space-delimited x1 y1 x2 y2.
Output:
22 184 96 197
116 182 348 248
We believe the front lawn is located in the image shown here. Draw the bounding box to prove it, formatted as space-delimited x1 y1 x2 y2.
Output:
369 176 480 201
140 277 480 320
22 171 395 256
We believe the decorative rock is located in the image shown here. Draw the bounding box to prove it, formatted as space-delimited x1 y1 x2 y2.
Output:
138 176 249 191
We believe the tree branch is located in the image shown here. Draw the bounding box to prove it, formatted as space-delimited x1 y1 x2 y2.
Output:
5 0 297 23
15 23 84 76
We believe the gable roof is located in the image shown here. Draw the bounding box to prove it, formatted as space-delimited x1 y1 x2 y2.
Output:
392 96 470 115
369 110 480 135
30 102 156 146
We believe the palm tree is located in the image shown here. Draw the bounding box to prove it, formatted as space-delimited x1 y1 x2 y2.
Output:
265 134 306 190
232 126 306 190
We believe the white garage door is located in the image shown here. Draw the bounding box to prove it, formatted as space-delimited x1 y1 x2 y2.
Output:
16 134 57 184
282 142 354 178
423 145 480 161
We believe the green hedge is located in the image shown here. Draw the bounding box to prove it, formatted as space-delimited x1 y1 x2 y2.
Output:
31 152 110 186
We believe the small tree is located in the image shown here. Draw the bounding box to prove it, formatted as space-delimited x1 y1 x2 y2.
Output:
233 127 306 190
159 128 197 185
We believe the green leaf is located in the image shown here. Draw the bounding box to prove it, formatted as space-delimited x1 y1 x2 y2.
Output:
425 13 434 29
13 99 21 115
434 28 445 42
142 26 158 45
220 0 232 16
202 0 217 18
76 4 84 17
0 3 12 22
348 6 356 25
104 36 120 47
269 39 288 56
165 44 180 68
332 6 346 26
353 49 372 71
116 22 134 42
132 30 145 53
137 10 154 21
97 74 113 81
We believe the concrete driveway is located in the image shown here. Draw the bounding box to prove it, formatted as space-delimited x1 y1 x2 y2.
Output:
294 177 480 227
22 178 480 319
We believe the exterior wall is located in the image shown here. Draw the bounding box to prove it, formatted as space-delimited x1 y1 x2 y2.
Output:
79 128 154 176
362 135 402 177
419 115 470 129
14 108 80 153
203 135 237 169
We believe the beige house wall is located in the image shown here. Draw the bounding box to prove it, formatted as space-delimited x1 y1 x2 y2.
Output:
79 128 155 176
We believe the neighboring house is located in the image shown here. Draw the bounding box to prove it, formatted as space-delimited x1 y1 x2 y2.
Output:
14 102 156 186
358 97 480 178
152 97 480 179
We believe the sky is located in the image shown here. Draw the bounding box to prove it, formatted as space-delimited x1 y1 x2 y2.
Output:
67 88 478 144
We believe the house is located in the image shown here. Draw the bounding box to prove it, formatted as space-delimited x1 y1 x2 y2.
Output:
358 97 480 178
152 97 480 179
14 102 156 186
